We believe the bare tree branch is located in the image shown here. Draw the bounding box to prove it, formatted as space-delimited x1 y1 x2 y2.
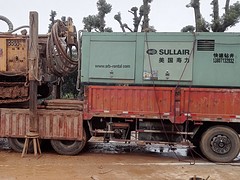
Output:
131 7 141 32
123 24 133 32
187 0 209 32
114 1 152 32
128 10 134 15
114 12 125 32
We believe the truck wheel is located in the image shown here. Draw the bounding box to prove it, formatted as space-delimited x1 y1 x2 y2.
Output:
8 138 33 153
50 130 86 155
200 126 240 162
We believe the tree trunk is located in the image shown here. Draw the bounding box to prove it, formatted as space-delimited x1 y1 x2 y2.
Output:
225 0 230 13
192 0 202 32
211 0 220 31
142 0 150 31
99 15 105 32
132 9 141 32
217 0 231 32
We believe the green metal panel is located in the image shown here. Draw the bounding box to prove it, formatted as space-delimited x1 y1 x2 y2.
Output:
81 32 137 83
193 33 240 87
143 41 193 81
80 32 240 87
134 34 145 84
140 33 195 84
89 41 136 80
81 34 91 83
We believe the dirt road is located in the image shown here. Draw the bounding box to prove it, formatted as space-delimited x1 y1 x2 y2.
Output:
0 141 239 180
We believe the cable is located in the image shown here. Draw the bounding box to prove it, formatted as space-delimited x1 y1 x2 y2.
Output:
0 15 13 32
7 26 29 34
46 20 78 77
176 33 196 87
144 32 196 165
172 33 197 164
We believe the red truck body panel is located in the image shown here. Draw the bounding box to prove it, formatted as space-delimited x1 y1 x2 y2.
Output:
84 85 240 124
179 88 240 123
0 108 83 140
1 85 240 139
84 86 175 120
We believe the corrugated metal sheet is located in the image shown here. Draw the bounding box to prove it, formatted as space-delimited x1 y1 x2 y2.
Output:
179 88 240 122
85 86 174 119
0 108 83 140
85 85 240 124
2 86 240 139
181 88 240 115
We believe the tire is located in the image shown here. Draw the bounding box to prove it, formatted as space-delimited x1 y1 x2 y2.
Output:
50 129 87 155
200 126 240 163
8 138 34 153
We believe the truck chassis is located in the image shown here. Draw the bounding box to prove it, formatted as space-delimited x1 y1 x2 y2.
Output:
1 85 240 163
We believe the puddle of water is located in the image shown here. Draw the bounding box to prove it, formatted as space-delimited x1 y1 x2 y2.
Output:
1 137 239 162
87 141 188 156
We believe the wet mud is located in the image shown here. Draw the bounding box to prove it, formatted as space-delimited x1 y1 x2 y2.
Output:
0 138 239 180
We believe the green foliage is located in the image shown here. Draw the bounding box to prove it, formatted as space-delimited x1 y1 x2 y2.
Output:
186 0 240 32
104 27 113 32
97 0 112 15
181 25 196 32
197 17 210 32
82 0 112 32
48 10 57 33
223 2 240 28
82 15 101 32
61 44 79 99
148 26 156 32
61 70 79 99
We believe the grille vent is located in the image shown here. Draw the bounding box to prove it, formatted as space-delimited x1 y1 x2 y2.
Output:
197 40 215 51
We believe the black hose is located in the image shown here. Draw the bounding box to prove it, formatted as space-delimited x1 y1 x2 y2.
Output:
0 15 13 32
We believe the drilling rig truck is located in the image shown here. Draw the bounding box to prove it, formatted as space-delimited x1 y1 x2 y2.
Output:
1 12 240 163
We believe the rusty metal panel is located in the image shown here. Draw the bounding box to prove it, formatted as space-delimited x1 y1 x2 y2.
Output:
0 109 30 137
0 108 83 140
86 86 174 119
180 88 240 119
38 109 83 140
0 38 7 71
7 38 28 72
0 82 29 104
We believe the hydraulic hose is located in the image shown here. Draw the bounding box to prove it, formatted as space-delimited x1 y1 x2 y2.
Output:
0 15 13 32
47 20 78 77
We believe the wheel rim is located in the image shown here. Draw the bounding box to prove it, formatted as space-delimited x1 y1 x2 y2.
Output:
211 135 232 155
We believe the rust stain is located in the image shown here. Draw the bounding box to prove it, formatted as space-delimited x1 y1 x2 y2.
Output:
0 82 29 104
86 86 174 119
85 86 240 124
0 108 83 140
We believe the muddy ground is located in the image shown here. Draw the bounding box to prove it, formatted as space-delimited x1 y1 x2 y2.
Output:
0 139 240 180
